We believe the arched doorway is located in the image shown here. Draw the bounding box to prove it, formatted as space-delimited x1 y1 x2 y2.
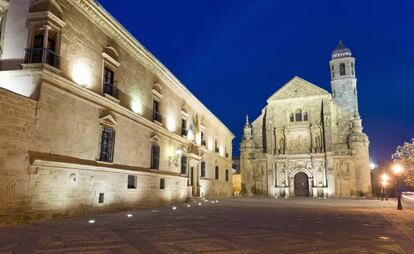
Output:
294 172 309 197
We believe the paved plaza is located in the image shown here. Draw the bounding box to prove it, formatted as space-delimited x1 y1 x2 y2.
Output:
0 198 414 254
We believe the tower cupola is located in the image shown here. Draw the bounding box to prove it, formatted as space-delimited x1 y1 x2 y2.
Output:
329 40 358 115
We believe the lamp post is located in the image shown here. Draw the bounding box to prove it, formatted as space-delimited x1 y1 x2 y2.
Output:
380 173 389 201
392 164 404 210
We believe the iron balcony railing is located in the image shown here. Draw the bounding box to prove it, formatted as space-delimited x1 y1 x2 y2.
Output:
153 111 162 123
24 48 60 68
103 82 119 99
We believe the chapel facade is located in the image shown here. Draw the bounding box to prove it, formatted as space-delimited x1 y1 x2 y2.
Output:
240 42 372 198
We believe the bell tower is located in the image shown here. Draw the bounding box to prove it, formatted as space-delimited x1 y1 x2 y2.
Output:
329 41 358 115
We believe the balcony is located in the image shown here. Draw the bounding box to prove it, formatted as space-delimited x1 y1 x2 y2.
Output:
153 111 162 123
103 82 119 99
24 48 60 68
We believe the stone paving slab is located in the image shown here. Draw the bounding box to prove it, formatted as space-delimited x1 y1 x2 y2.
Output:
0 198 413 254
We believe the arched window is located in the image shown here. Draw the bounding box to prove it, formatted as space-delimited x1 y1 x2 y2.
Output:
331 65 335 78
340 63 346 76
150 143 160 170
201 161 206 177
181 155 187 175
295 109 302 122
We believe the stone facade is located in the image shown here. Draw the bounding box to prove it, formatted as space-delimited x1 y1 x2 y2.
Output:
240 42 371 198
0 0 233 225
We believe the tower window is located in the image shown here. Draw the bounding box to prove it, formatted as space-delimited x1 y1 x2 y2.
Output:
215 166 219 180
351 62 354 75
340 63 346 76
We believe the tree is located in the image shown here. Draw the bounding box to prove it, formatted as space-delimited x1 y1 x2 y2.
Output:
392 138 414 187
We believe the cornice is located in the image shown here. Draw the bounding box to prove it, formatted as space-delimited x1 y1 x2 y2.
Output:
69 0 234 139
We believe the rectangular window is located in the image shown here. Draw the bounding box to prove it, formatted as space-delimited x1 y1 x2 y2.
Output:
181 119 187 136
201 131 206 146
150 144 160 170
160 178 165 190
201 161 206 177
103 67 118 98
303 112 309 121
215 140 219 153
128 175 137 189
153 100 162 122
98 193 104 203
181 156 187 175
99 127 115 163
225 169 229 182
215 166 219 180
26 33 59 68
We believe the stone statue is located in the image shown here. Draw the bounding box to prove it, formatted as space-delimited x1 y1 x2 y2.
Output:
279 137 285 154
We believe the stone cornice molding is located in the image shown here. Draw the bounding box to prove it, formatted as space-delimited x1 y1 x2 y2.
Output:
69 0 234 138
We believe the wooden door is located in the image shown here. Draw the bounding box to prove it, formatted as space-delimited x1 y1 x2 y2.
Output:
294 172 309 197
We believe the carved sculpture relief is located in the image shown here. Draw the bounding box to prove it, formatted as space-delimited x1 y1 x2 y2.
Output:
336 160 351 179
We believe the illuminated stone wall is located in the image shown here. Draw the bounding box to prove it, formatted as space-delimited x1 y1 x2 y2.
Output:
0 0 234 225
0 88 36 224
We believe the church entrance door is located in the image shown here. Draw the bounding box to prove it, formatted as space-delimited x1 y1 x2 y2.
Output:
294 172 309 197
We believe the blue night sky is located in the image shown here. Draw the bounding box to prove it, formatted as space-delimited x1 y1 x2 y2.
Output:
99 0 414 163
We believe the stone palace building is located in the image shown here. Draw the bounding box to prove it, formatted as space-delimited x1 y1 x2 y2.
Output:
0 0 233 225
240 42 372 198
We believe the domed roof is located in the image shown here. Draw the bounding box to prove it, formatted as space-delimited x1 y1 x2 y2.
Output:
332 40 352 59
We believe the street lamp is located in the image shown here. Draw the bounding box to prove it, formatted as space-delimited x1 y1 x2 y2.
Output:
380 173 389 201
392 164 404 210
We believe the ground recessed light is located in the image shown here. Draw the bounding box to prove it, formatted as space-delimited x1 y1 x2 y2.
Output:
215 200 219 203
88 219 95 224
187 204 191 207
127 213 133 218
172 206 177 210
198 202 202 206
